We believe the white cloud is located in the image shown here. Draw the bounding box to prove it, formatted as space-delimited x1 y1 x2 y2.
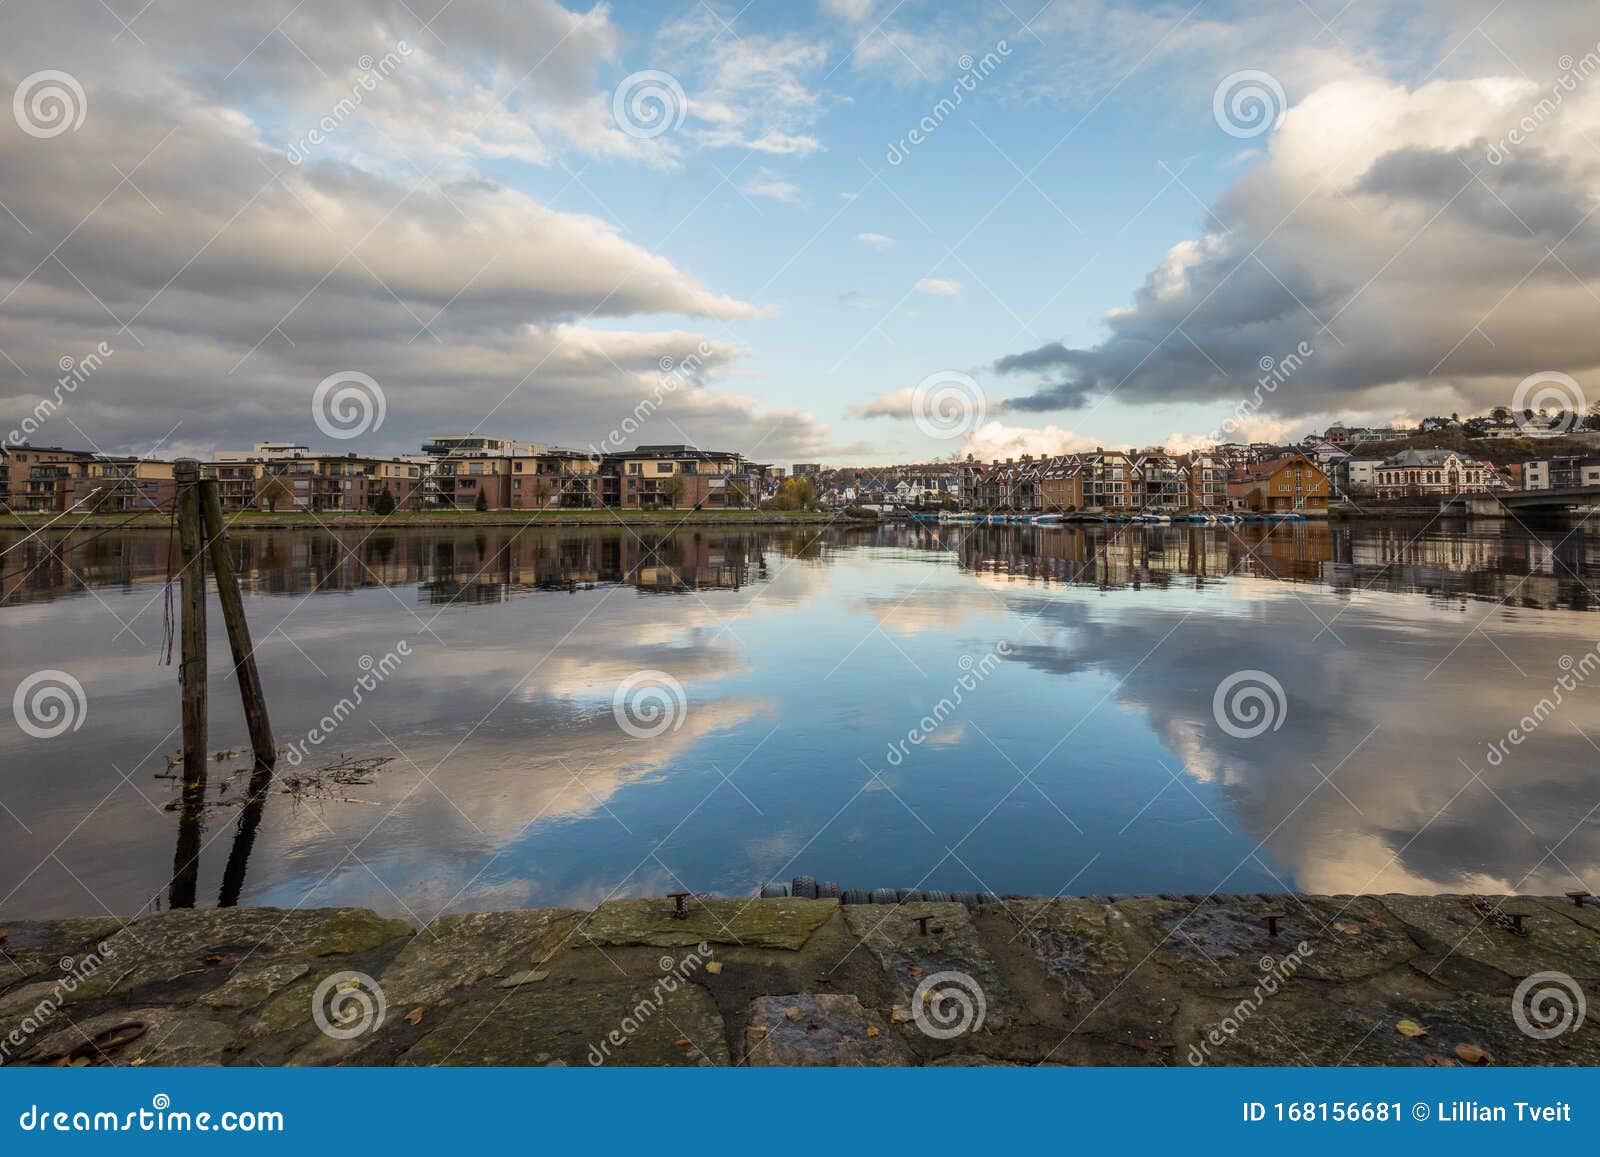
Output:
855 232 894 248
914 277 964 297
741 168 802 202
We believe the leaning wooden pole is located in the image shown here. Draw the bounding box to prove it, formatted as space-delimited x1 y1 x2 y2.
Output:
174 459 208 791
198 476 275 767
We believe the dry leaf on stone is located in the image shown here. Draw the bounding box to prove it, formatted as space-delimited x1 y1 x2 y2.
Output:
705 961 723 975
1455 1043 1494 1065
404 1007 425 1026
1423 1052 1458 1067
1395 1019 1427 1038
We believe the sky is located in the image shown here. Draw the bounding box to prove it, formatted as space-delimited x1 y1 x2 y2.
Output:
2 0 1599 467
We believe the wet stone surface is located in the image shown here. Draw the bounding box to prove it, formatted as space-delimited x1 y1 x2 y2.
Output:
744 994 909 1065
2 894 1596 1066
841 901 1013 1030
577 897 836 950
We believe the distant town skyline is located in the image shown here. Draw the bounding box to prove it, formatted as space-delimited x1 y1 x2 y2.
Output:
3 2 1600 468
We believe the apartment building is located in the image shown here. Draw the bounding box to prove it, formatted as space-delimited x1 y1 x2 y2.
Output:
601 445 752 509
510 449 601 509
1523 455 1600 491
1182 453 1228 510
66 457 177 512
0 445 96 511
434 453 513 509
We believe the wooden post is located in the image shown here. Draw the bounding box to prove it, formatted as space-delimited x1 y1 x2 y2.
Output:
199 477 275 767
170 458 207 910
174 459 208 791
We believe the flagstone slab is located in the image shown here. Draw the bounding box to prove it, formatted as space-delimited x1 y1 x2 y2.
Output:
400 978 728 1066
1378 894 1600 981
379 909 583 1008
1116 896 1418 989
579 897 836 950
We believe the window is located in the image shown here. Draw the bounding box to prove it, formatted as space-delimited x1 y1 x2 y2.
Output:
656 463 673 473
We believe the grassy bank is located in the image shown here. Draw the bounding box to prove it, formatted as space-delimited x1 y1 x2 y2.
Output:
2 508 849 532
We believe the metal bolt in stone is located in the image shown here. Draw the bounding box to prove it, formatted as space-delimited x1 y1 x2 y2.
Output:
1567 891 1591 908
1263 913 1285 937
667 891 691 919
913 915 944 936
1506 912 1528 935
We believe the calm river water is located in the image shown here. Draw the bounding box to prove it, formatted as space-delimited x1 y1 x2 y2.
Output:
3 518 1598 920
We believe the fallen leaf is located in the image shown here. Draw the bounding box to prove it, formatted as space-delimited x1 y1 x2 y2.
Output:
674 1037 692 1047
129 1058 146 1067
70 1057 90 1067
704 961 723 975
403 1007 425 1026
0 930 9 943
907 965 924 978
205 954 224 964
839 1034 855 1044
866 1026 880 1038
1333 921 1363 935
1455 1043 1494 1065
1396 1019 1428 1038
784 1007 804 1021
1423 1052 1459 1067
890 1006 913 1023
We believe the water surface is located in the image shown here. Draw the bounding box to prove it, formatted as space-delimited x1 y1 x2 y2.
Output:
3 518 1598 920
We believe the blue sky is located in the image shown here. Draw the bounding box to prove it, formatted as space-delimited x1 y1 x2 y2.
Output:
2 1 1598 464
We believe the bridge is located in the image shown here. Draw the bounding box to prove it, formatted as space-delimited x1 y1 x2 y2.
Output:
1440 485 1600 516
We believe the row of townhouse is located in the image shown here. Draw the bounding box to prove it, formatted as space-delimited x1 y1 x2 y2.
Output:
1 438 763 514
962 450 1232 513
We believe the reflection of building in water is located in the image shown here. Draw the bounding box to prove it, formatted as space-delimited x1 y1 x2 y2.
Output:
915 522 1600 611
0 527 791 607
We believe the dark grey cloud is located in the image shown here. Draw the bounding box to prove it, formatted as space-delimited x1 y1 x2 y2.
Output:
0 1 840 461
993 74 1600 423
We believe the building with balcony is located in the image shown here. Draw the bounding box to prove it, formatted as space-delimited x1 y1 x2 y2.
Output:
0 445 95 511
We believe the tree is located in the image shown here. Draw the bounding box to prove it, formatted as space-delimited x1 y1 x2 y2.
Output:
373 488 396 515
257 474 295 513
531 477 555 510
725 478 755 508
765 476 817 511
661 474 687 509
474 487 488 512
